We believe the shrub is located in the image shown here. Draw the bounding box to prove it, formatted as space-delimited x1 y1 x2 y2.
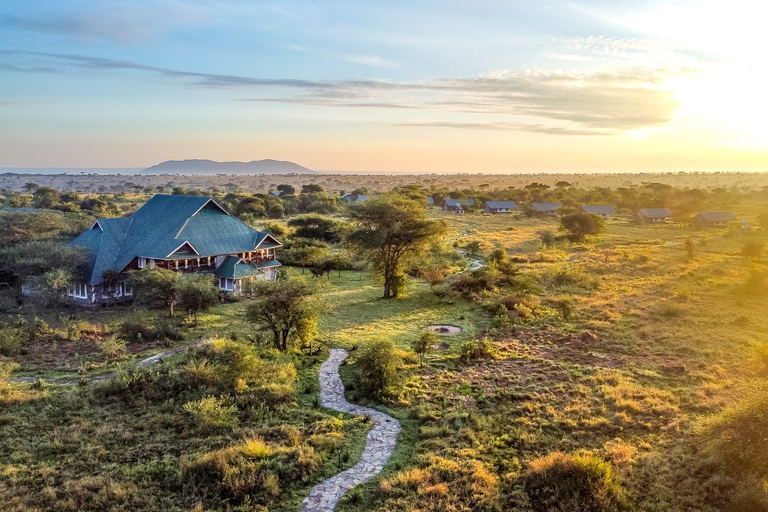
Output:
525 451 627 512
0 361 20 389
183 436 320 505
118 314 186 344
539 230 555 248
99 334 126 360
743 240 764 261
560 212 605 242
453 268 498 298
488 248 509 265
0 326 24 356
552 297 578 319
459 337 496 361
118 314 156 343
354 338 403 398
698 379 768 478
183 395 239 430
413 331 437 366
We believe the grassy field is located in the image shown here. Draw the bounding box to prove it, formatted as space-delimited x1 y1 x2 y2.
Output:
331 209 768 512
3 205 768 511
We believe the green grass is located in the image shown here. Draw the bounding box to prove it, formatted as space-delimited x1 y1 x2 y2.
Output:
318 271 488 350
4 209 768 511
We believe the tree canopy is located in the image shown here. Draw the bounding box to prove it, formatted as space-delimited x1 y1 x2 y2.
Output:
560 212 605 242
346 196 445 298
245 277 322 351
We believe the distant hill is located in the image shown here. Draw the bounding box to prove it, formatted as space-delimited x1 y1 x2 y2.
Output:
140 159 314 175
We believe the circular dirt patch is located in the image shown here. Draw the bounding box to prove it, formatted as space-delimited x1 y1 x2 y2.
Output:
425 324 462 335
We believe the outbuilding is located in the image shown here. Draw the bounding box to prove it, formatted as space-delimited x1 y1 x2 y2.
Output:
634 208 672 225
483 201 518 214
581 205 617 218
693 211 739 228
530 203 561 216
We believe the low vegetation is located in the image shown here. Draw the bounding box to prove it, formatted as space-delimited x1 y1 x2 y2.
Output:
2 177 768 511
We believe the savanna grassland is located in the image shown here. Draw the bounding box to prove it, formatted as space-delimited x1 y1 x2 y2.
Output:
331 208 768 512
1 177 768 511
5 170 768 195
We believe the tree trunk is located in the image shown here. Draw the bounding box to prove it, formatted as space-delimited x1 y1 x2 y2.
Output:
169 300 174 317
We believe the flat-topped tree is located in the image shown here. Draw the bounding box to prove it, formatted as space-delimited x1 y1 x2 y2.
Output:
346 195 445 298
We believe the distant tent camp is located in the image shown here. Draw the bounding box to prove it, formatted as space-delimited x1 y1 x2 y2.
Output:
483 201 518 214
634 208 672 225
582 205 617 217
530 203 560 216
443 199 464 213
693 211 738 228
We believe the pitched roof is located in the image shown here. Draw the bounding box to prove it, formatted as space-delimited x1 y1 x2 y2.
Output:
214 256 282 279
582 205 617 215
695 211 739 222
484 201 518 209
637 208 672 218
463 199 475 206
531 202 560 211
427 196 435 205
69 194 281 284
444 199 462 207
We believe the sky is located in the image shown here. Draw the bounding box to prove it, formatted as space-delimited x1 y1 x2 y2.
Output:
1 0 767 173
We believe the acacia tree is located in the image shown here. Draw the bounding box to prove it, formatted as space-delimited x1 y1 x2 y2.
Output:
245 278 322 351
178 274 221 326
559 212 605 242
346 196 445 298
129 268 182 316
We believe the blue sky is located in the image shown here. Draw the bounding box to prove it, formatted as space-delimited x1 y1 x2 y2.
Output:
1 0 766 172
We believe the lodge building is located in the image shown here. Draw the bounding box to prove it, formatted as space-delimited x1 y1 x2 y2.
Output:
64 194 281 305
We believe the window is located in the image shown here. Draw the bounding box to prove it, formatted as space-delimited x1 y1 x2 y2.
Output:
138 257 146 268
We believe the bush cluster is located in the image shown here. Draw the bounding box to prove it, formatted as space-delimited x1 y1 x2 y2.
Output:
525 451 627 512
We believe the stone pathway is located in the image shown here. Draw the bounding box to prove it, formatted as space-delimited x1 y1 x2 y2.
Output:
301 349 401 512
11 339 209 385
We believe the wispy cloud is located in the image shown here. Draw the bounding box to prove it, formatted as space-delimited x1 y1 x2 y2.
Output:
544 35 698 68
1 3 206 45
2 50 683 135
0 63 57 73
342 54 399 68
395 121 609 136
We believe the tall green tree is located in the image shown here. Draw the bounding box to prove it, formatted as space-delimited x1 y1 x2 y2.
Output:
346 196 445 298
129 268 182 316
178 274 221 326
245 277 322 351
559 212 605 242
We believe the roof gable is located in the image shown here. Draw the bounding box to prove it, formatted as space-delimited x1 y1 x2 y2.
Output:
70 194 280 284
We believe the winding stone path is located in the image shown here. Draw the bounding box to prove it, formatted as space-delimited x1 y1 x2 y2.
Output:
301 349 401 512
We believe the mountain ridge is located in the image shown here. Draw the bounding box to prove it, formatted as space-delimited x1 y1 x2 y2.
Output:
140 159 314 175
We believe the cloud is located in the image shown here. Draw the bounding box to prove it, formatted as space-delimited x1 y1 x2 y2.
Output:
3 50 682 135
1 3 206 45
342 54 399 68
0 63 57 73
395 121 609 136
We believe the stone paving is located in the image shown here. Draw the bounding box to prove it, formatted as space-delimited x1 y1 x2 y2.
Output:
301 349 401 512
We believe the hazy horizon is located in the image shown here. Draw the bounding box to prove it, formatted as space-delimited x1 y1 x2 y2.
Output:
2 1 767 173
